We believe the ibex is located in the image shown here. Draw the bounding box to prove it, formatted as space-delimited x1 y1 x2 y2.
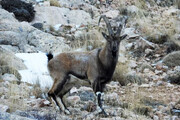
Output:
47 15 127 115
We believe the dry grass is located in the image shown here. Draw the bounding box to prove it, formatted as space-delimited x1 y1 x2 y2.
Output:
49 0 61 7
117 0 179 44
8 83 30 112
112 59 131 85
118 85 180 117
0 66 21 81
135 11 178 43
0 53 10 66
70 29 104 51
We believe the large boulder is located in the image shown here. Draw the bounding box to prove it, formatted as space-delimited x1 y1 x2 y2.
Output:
1 0 35 22
162 51 180 67
0 112 33 120
31 6 92 26
0 47 26 70
164 66 180 85
0 8 70 53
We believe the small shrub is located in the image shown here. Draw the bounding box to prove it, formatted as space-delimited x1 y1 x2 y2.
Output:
70 29 104 50
112 61 130 85
1 0 35 22
0 66 22 81
0 54 10 66
49 0 60 7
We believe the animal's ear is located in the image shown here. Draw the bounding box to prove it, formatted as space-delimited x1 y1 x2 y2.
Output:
102 32 110 41
119 34 127 41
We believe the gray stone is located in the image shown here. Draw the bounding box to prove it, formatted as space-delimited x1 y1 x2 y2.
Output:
13 110 58 120
31 6 92 26
83 101 96 112
0 47 27 70
66 95 81 106
165 71 180 85
124 73 144 85
104 92 120 106
0 8 70 53
0 105 9 112
139 63 154 73
103 10 119 19
1 73 19 82
0 66 22 81
0 112 33 120
79 91 96 101
162 51 180 67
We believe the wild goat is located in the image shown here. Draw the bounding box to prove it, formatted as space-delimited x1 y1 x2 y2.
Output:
47 15 127 115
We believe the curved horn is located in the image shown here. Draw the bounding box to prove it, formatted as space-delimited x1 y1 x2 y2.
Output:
98 15 113 36
116 16 128 37
116 23 122 37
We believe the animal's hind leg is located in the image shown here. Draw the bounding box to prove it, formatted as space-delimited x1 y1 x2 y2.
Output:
58 77 82 113
48 74 68 113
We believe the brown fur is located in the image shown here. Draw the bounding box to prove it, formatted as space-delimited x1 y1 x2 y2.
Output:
47 15 127 115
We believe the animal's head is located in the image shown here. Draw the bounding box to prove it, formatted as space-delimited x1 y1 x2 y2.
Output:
98 15 127 53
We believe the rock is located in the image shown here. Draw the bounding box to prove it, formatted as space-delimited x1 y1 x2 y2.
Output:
0 8 70 53
125 73 144 85
175 99 180 109
139 63 154 73
78 86 93 92
79 91 96 102
0 105 10 112
104 92 120 106
162 51 180 67
156 62 163 70
155 70 163 75
166 41 180 54
70 87 78 94
1 0 35 22
39 99 50 107
0 8 18 22
126 5 139 16
145 48 153 54
135 37 155 50
105 81 120 91
13 110 58 120
153 115 159 120
26 29 70 53
1 73 19 83
129 60 137 68
31 23 43 30
0 47 27 70
0 66 22 81
103 10 119 18
100 118 112 120
0 112 33 120
66 96 80 106
155 0 175 7
83 101 96 112
31 6 92 26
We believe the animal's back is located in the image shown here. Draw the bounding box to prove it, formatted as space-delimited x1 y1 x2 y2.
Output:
48 49 100 79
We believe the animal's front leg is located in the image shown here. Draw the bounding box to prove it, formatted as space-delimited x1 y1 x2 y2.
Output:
93 81 108 116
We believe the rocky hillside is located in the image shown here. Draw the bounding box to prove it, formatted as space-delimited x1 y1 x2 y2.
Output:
0 0 180 119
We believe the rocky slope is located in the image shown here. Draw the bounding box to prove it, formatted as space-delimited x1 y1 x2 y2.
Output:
0 0 180 120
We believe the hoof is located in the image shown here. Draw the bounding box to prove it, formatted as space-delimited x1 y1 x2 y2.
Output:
100 109 108 117
64 109 71 115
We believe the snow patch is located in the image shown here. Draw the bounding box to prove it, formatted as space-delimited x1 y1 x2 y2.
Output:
15 52 53 88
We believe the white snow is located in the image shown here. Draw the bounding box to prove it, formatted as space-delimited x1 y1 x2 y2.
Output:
15 52 53 88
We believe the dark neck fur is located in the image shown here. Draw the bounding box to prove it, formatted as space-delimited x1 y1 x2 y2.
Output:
97 43 119 82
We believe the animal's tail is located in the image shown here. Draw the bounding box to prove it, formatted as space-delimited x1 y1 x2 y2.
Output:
46 52 53 62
